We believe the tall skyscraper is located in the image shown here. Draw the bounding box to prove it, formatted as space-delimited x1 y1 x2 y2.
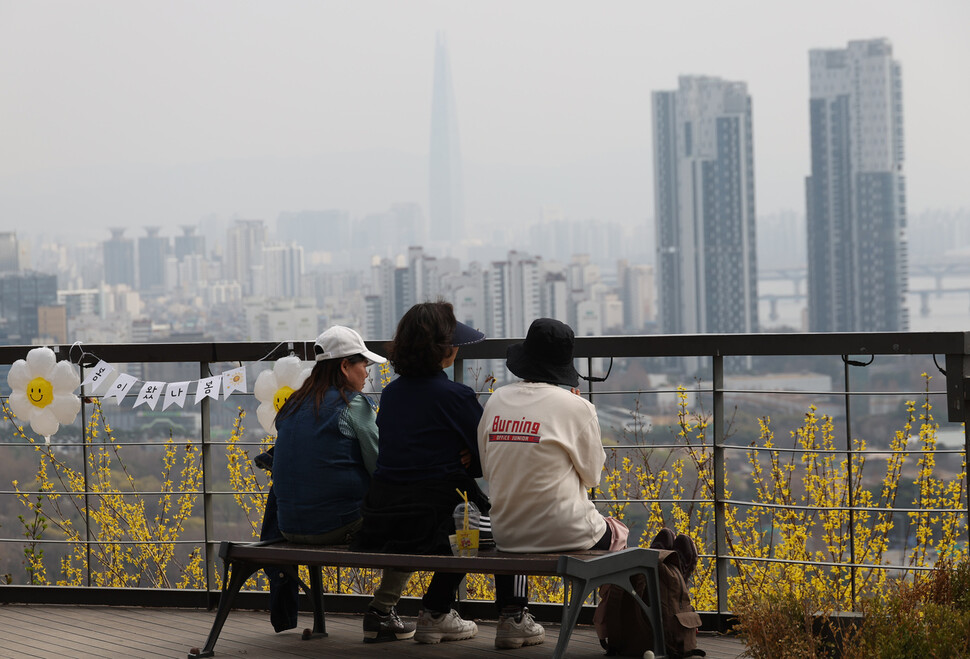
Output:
485 251 541 339
0 232 19 272
806 38 908 332
429 32 465 245
225 219 266 296
174 225 205 261
138 226 169 294
0 271 57 343
652 76 758 335
262 243 304 298
103 228 135 288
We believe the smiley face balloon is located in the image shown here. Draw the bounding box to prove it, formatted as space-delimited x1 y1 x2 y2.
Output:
27 377 54 407
253 356 310 435
273 386 295 412
7 347 81 440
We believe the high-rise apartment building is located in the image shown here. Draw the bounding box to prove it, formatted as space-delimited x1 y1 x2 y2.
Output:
541 273 568 324
449 265 487 333
174 225 205 261
806 38 908 331
652 76 758 335
364 247 464 340
0 232 20 272
225 219 266 296
619 260 655 332
429 32 465 245
0 271 58 343
103 228 135 288
367 257 398 341
262 243 304 299
37 304 67 344
138 226 169 294
485 252 541 339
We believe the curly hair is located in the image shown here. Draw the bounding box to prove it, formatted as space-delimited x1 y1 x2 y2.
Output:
386 301 457 377
275 354 367 421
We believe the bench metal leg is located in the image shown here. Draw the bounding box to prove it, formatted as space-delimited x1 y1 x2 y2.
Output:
554 571 667 659
188 558 261 659
308 565 327 636
553 576 591 659
557 548 668 659
630 570 665 658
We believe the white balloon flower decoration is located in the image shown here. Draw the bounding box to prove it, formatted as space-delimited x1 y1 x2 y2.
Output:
253 356 311 435
7 347 82 442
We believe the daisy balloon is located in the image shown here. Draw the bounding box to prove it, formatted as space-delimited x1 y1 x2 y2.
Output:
7 347 82 442
253 356 310 435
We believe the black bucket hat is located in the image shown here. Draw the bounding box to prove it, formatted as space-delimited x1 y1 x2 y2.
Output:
505 318 580 387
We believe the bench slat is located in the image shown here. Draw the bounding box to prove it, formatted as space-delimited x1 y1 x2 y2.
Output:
224 543 607 576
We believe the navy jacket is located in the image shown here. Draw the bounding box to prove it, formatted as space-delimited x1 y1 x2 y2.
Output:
273 388 371 536
374 371 483 482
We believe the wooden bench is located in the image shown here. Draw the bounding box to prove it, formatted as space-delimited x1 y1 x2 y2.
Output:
188 540 667 659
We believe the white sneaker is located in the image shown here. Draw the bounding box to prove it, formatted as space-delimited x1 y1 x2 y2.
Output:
414 609 478 644
495 606 545 649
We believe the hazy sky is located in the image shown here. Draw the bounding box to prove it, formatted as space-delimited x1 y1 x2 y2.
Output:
2 0 968 243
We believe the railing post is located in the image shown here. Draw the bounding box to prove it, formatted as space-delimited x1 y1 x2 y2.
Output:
943 351 970 545
199 362 215 602
843 359 857 609
80 364 92 587
454 355 464 385
965 402 970 542
712 355 728 627
450 354 468 603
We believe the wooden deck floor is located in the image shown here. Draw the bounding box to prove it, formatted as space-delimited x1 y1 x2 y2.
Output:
0 604 746 659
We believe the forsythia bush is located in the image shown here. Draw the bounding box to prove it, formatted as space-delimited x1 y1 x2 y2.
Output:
6 374 966 621
594 376 966 612
9 399 207 588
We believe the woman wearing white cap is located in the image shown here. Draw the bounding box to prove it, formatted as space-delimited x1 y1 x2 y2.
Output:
271 325 415 644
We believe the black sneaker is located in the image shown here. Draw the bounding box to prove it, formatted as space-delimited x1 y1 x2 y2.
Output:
362 606 416 643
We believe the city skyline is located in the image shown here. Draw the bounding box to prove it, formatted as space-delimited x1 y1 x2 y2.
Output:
3 206 969 349
2 1 968 243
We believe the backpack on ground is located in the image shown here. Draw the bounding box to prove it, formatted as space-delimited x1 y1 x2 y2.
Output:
593 547 704 658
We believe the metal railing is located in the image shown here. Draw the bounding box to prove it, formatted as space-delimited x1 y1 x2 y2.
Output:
0 331 967 622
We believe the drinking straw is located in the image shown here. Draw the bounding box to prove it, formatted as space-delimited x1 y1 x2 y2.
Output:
455 488 469 531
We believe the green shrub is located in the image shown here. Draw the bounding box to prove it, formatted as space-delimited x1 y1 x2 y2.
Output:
736 559 970 658
733 589 840 658
843 560 970 658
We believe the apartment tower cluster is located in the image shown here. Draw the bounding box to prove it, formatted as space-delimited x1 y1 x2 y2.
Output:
652 37 907 335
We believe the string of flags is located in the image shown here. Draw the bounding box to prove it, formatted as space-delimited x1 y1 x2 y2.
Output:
5 344 310 442
80 359 250 411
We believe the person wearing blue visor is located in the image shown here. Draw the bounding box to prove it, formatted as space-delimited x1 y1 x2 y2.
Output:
354 302 538 647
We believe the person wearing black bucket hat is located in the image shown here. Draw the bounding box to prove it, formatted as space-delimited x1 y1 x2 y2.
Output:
505 317 581 387
477 318 617 647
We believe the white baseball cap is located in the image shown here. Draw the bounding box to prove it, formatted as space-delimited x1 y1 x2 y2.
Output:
313 326 387 365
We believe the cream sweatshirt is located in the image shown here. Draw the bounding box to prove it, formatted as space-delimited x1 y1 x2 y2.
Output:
478 381 607 552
